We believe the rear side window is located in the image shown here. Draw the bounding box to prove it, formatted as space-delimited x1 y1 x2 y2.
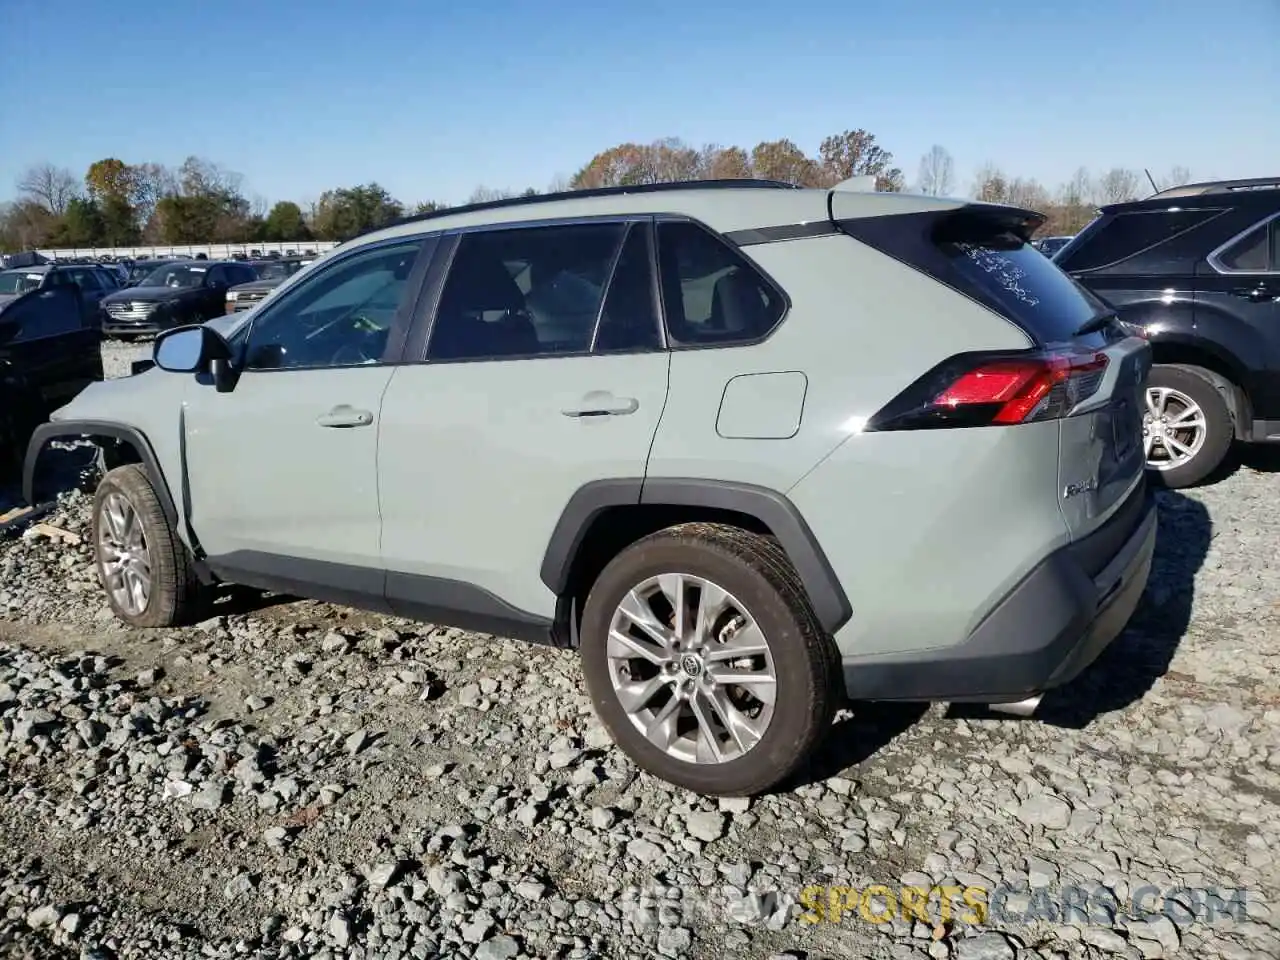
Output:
1210 215 1280 274
657 221 786 346
1057 209 1226 272
428 222 626 361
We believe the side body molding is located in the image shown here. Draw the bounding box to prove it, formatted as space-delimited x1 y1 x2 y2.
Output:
540 477 852 635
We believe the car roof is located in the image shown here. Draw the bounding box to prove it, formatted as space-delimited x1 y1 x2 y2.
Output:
1102 177 1280 214
351 179 968 249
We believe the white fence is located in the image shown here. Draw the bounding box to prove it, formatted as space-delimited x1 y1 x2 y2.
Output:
25 240 341 260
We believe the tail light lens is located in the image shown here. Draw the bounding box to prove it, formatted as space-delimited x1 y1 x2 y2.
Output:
866 349 1109 431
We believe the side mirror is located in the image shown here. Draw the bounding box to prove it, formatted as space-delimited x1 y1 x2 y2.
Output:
153 325 231 374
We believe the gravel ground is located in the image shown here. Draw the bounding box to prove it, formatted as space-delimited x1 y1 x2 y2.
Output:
0 342 1277 959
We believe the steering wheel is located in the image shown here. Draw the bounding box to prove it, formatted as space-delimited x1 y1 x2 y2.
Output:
329 315 385 366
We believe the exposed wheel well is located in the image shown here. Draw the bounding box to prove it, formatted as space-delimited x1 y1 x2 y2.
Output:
1148 342 1251 432
96 436 144 471
555 505 775 645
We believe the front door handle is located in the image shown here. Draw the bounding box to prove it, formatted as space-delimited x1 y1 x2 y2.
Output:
1231 285 1277 303
317 405 374 428
561 391 640 418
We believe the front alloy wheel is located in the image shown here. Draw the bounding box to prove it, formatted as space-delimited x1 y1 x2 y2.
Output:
97 490 152 616
93 464 206 627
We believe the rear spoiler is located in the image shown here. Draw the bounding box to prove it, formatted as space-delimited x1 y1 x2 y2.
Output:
929 204 1047 245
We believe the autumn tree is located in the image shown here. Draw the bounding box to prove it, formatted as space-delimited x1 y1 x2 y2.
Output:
972 163 1009 203
817 129 903 191
571 143 658 189
0 201 58 251
917 145 955 196
17 163 79 216
701 145 752 180
750 139 819 186
83 158 143 244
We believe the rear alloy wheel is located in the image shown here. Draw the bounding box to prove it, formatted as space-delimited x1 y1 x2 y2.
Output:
1143 364 1233 489
580 523 840 796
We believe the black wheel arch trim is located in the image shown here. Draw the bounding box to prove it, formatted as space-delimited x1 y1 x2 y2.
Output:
540 477 853 635
23 420 179 531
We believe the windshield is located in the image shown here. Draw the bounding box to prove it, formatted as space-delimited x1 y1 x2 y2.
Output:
0 271 43 295
254 260 309 281
140 264 209 289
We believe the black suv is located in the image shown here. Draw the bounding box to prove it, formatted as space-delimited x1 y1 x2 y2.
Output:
1056 177 1280 487
100 260 259 339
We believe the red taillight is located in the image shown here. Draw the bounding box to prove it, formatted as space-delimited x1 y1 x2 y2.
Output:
867 350 1109 431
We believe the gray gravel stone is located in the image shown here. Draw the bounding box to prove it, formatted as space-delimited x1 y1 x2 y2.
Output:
0 463 1275 959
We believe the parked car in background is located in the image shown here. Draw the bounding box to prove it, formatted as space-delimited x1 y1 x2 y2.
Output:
127 259 183 287
26 179 1154 796
1034 235 1075 258
99 262 129 286
225 255 317 313
0 263 116 325
0 284 103 472
100 260 259 339
1055 176 1280 487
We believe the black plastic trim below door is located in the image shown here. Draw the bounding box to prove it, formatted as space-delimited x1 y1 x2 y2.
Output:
203 550 556 646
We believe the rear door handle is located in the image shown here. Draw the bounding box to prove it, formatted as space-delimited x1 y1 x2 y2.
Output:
316 405 374 428
561 391 640 418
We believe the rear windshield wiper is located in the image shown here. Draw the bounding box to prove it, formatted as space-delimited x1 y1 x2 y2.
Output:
1072 312 1117 337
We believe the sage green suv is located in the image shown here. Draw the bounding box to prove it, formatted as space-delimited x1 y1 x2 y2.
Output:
25 179 1157 796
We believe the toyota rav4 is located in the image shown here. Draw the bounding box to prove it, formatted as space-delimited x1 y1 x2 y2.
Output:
24 179 1156 796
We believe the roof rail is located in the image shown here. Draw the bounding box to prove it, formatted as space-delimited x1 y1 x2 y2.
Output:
1150 176 1280 199
353 178 802 240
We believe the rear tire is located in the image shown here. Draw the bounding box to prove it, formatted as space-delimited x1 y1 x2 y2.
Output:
579 523 840 796
1144 364 1233 489
93 464 206 628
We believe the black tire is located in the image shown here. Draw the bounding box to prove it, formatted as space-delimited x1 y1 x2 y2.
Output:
579 522 841 796
92 464 206 628
1145 364 1234 489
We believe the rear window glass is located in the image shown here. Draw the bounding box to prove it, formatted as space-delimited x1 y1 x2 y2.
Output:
945 239 1109 344
1057 209 1225 272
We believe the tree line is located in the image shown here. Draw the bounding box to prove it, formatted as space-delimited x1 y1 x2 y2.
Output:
0 134 1196 253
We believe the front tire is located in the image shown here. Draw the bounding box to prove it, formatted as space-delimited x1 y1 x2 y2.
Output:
93 464 205 627
579 523 840 796
1144 364 1234 489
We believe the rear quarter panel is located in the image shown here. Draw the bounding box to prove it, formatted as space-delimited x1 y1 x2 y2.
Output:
646 232 1035 492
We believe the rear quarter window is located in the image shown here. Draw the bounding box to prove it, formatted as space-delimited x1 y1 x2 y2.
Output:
1056 208 1228 272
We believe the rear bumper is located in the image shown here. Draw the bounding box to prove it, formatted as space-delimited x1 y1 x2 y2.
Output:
841 482 1157 703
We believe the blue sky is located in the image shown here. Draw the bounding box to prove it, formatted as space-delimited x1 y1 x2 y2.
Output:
1 0 1276 208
